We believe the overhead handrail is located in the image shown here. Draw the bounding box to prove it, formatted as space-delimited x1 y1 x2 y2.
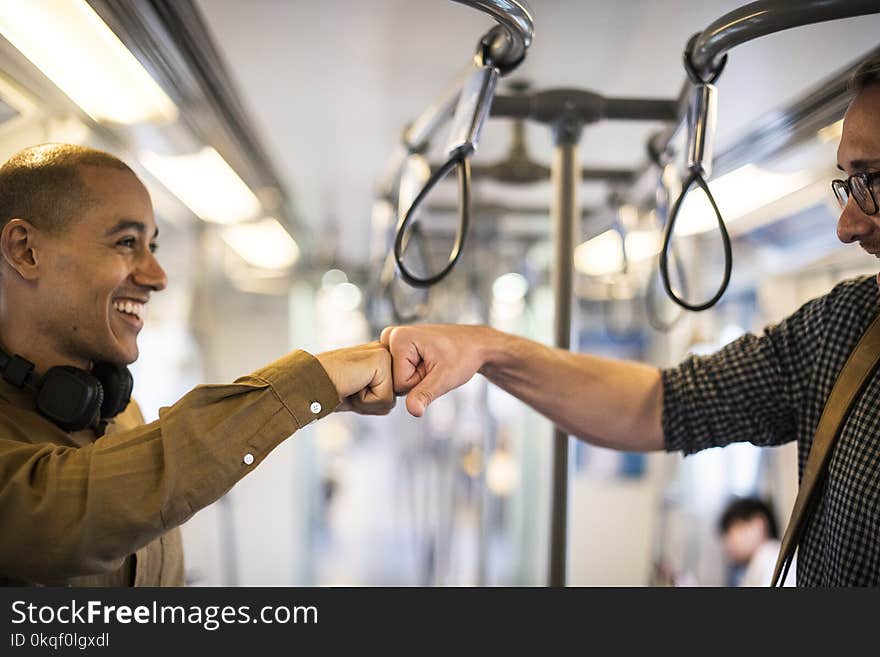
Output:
688 0 880 80
388 1 533 288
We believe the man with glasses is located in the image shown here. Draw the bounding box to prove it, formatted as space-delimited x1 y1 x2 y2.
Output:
381 55 880 586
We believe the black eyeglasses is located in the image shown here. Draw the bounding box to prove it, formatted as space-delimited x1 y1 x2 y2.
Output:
832 172 880 215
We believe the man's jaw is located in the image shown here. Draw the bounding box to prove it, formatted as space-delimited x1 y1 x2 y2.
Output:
851 243 880 286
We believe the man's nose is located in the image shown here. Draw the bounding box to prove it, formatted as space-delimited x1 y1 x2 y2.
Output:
132 252 168 291
837 197 877 244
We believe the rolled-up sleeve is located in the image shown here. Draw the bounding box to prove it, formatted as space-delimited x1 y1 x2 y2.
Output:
0 349 339 583
662 292 829 455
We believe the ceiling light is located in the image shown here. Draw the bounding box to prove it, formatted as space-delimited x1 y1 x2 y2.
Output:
617 203 639 229
327 283 363 312
486 448 519 497
625 230 662 262
0 73 35 116
575 230 623 277
818 119 843 144
221 217 300 270
0 0 178 125
574 229 662 277
321 269 349 290
492 272 528 303
673 164 811 236
141 147 261 224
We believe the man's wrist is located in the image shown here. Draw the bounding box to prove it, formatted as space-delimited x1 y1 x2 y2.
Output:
474 325 506 376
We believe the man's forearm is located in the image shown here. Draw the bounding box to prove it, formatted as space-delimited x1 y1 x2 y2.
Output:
476 327 665 451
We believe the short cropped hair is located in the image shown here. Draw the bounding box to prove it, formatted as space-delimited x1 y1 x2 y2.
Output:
0 143 134 234
850 53 880 93
718 497 779 540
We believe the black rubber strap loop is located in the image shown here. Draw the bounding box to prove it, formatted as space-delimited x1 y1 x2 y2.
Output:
646 169 686 331
659 169 732 312
387 223 431 322
394 154 471 288
646 244 688 332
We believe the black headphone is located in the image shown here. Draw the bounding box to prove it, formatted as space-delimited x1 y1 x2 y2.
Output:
0 346 132 432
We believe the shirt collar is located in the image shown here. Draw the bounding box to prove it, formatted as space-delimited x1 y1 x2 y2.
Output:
0 374 37 412
0 371 110 444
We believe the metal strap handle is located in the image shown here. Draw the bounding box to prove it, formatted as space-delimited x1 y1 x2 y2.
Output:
390 2 533 288
451 0 534 71
658 40 731 312
394 156 471 287
393 58 496 287
659 169 732 312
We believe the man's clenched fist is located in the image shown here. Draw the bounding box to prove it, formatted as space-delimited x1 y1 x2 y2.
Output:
316 341 395 415
380 324 489 416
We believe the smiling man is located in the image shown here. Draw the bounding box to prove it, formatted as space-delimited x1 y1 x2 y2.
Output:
1 154 164 374
381 55 880 586
0 144 394 586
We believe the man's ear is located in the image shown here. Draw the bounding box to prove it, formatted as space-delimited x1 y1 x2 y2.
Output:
0 218 41 280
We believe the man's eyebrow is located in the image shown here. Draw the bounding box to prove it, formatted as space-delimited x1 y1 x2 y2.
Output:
838 159 880 172
104 220 159 240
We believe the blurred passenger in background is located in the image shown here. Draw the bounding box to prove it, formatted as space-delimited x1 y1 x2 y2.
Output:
0 144 394 586
381 55 880 587
718 497 792 587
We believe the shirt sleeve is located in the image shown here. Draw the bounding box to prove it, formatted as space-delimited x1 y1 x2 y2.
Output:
0 349 340 584
661 291 829 455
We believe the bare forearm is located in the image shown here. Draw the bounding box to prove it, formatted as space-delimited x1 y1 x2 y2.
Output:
476 327 665 451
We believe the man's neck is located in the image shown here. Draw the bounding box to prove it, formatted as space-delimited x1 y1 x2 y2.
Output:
0 320 89 377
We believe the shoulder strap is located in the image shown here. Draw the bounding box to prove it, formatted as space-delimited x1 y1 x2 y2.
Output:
771 312 880 586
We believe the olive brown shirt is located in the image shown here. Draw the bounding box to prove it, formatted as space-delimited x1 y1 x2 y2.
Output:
0 349 340 586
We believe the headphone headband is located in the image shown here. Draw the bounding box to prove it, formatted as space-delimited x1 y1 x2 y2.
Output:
0 346 132 431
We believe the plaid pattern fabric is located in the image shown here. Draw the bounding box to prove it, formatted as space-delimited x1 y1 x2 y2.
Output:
662 275 880 586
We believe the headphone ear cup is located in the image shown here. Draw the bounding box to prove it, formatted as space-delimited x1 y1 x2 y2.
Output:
91 361 133 419
36 366 103 432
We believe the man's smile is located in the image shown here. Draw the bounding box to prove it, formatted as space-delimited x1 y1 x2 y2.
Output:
112 297 146 328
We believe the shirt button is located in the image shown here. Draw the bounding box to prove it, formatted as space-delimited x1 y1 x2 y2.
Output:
243 453 255 466
310 401 322 414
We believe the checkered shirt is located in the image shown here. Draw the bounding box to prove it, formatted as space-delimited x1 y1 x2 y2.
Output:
662 275 880 586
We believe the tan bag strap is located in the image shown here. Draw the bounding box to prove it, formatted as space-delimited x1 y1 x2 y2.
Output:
771 312 880 586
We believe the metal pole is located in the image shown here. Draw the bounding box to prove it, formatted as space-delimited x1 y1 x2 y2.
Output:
548 115 581 587
476 377 494 586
